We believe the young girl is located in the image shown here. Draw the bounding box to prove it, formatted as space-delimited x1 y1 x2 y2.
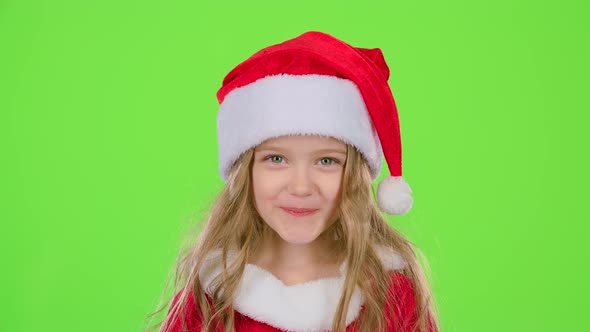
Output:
147 31 439 332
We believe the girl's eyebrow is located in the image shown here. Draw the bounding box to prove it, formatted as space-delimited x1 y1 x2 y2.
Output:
256 146 347 155
314 148 347 155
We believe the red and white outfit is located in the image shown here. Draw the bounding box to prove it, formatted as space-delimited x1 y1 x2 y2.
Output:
164 247 437 332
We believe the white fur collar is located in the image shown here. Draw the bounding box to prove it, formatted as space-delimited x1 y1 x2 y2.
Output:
198 246 407 332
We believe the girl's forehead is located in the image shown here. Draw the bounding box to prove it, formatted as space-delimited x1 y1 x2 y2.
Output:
256 135 347 152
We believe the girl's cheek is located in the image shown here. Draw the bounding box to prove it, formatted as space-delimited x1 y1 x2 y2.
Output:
253 167 284 194
321 175 343 200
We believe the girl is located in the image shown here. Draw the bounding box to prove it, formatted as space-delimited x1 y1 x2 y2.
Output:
146 31 439 332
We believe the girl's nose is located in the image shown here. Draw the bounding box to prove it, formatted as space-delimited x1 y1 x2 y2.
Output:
287 168 314 197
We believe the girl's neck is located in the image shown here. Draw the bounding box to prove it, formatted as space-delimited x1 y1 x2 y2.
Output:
249 228 344 285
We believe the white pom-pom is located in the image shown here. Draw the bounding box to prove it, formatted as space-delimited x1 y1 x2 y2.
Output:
377 176 413 215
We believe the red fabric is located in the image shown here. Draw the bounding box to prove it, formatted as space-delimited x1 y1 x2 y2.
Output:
161 271 437 332
384 272 439 332
215 30 404 179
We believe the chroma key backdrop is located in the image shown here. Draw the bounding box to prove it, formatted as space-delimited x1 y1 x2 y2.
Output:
1 0 588 331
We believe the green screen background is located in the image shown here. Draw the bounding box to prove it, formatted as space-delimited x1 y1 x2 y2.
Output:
2 0 588 331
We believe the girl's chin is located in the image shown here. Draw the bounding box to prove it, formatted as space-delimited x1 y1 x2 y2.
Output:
267 216 329 245
275 230 322 245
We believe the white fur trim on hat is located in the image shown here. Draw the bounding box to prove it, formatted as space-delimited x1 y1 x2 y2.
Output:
377 176 413 215
217 73 383 181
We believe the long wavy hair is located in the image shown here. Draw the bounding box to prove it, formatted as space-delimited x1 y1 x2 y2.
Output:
144 142 439 332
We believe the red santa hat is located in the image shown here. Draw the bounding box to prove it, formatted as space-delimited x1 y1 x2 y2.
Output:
215 31 413 215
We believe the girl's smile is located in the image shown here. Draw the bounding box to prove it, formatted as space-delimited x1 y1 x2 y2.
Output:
280 207 320 217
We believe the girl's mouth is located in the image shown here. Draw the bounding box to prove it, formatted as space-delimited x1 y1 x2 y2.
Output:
280 207 319 217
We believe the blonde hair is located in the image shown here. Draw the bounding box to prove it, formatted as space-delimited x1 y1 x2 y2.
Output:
144 142 440 332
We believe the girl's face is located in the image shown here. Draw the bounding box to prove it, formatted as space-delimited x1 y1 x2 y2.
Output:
252 135 347 245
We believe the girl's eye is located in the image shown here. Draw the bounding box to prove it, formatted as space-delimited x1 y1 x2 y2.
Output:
267 155 284 163
263 155 340 166
320 157 339 166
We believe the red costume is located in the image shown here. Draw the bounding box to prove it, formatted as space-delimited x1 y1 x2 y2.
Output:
162 248 437 332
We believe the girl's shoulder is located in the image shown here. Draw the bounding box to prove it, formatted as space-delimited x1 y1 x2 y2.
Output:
385 271 438 332
160 288 203 332
385 271 416 323
162 289 287 332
